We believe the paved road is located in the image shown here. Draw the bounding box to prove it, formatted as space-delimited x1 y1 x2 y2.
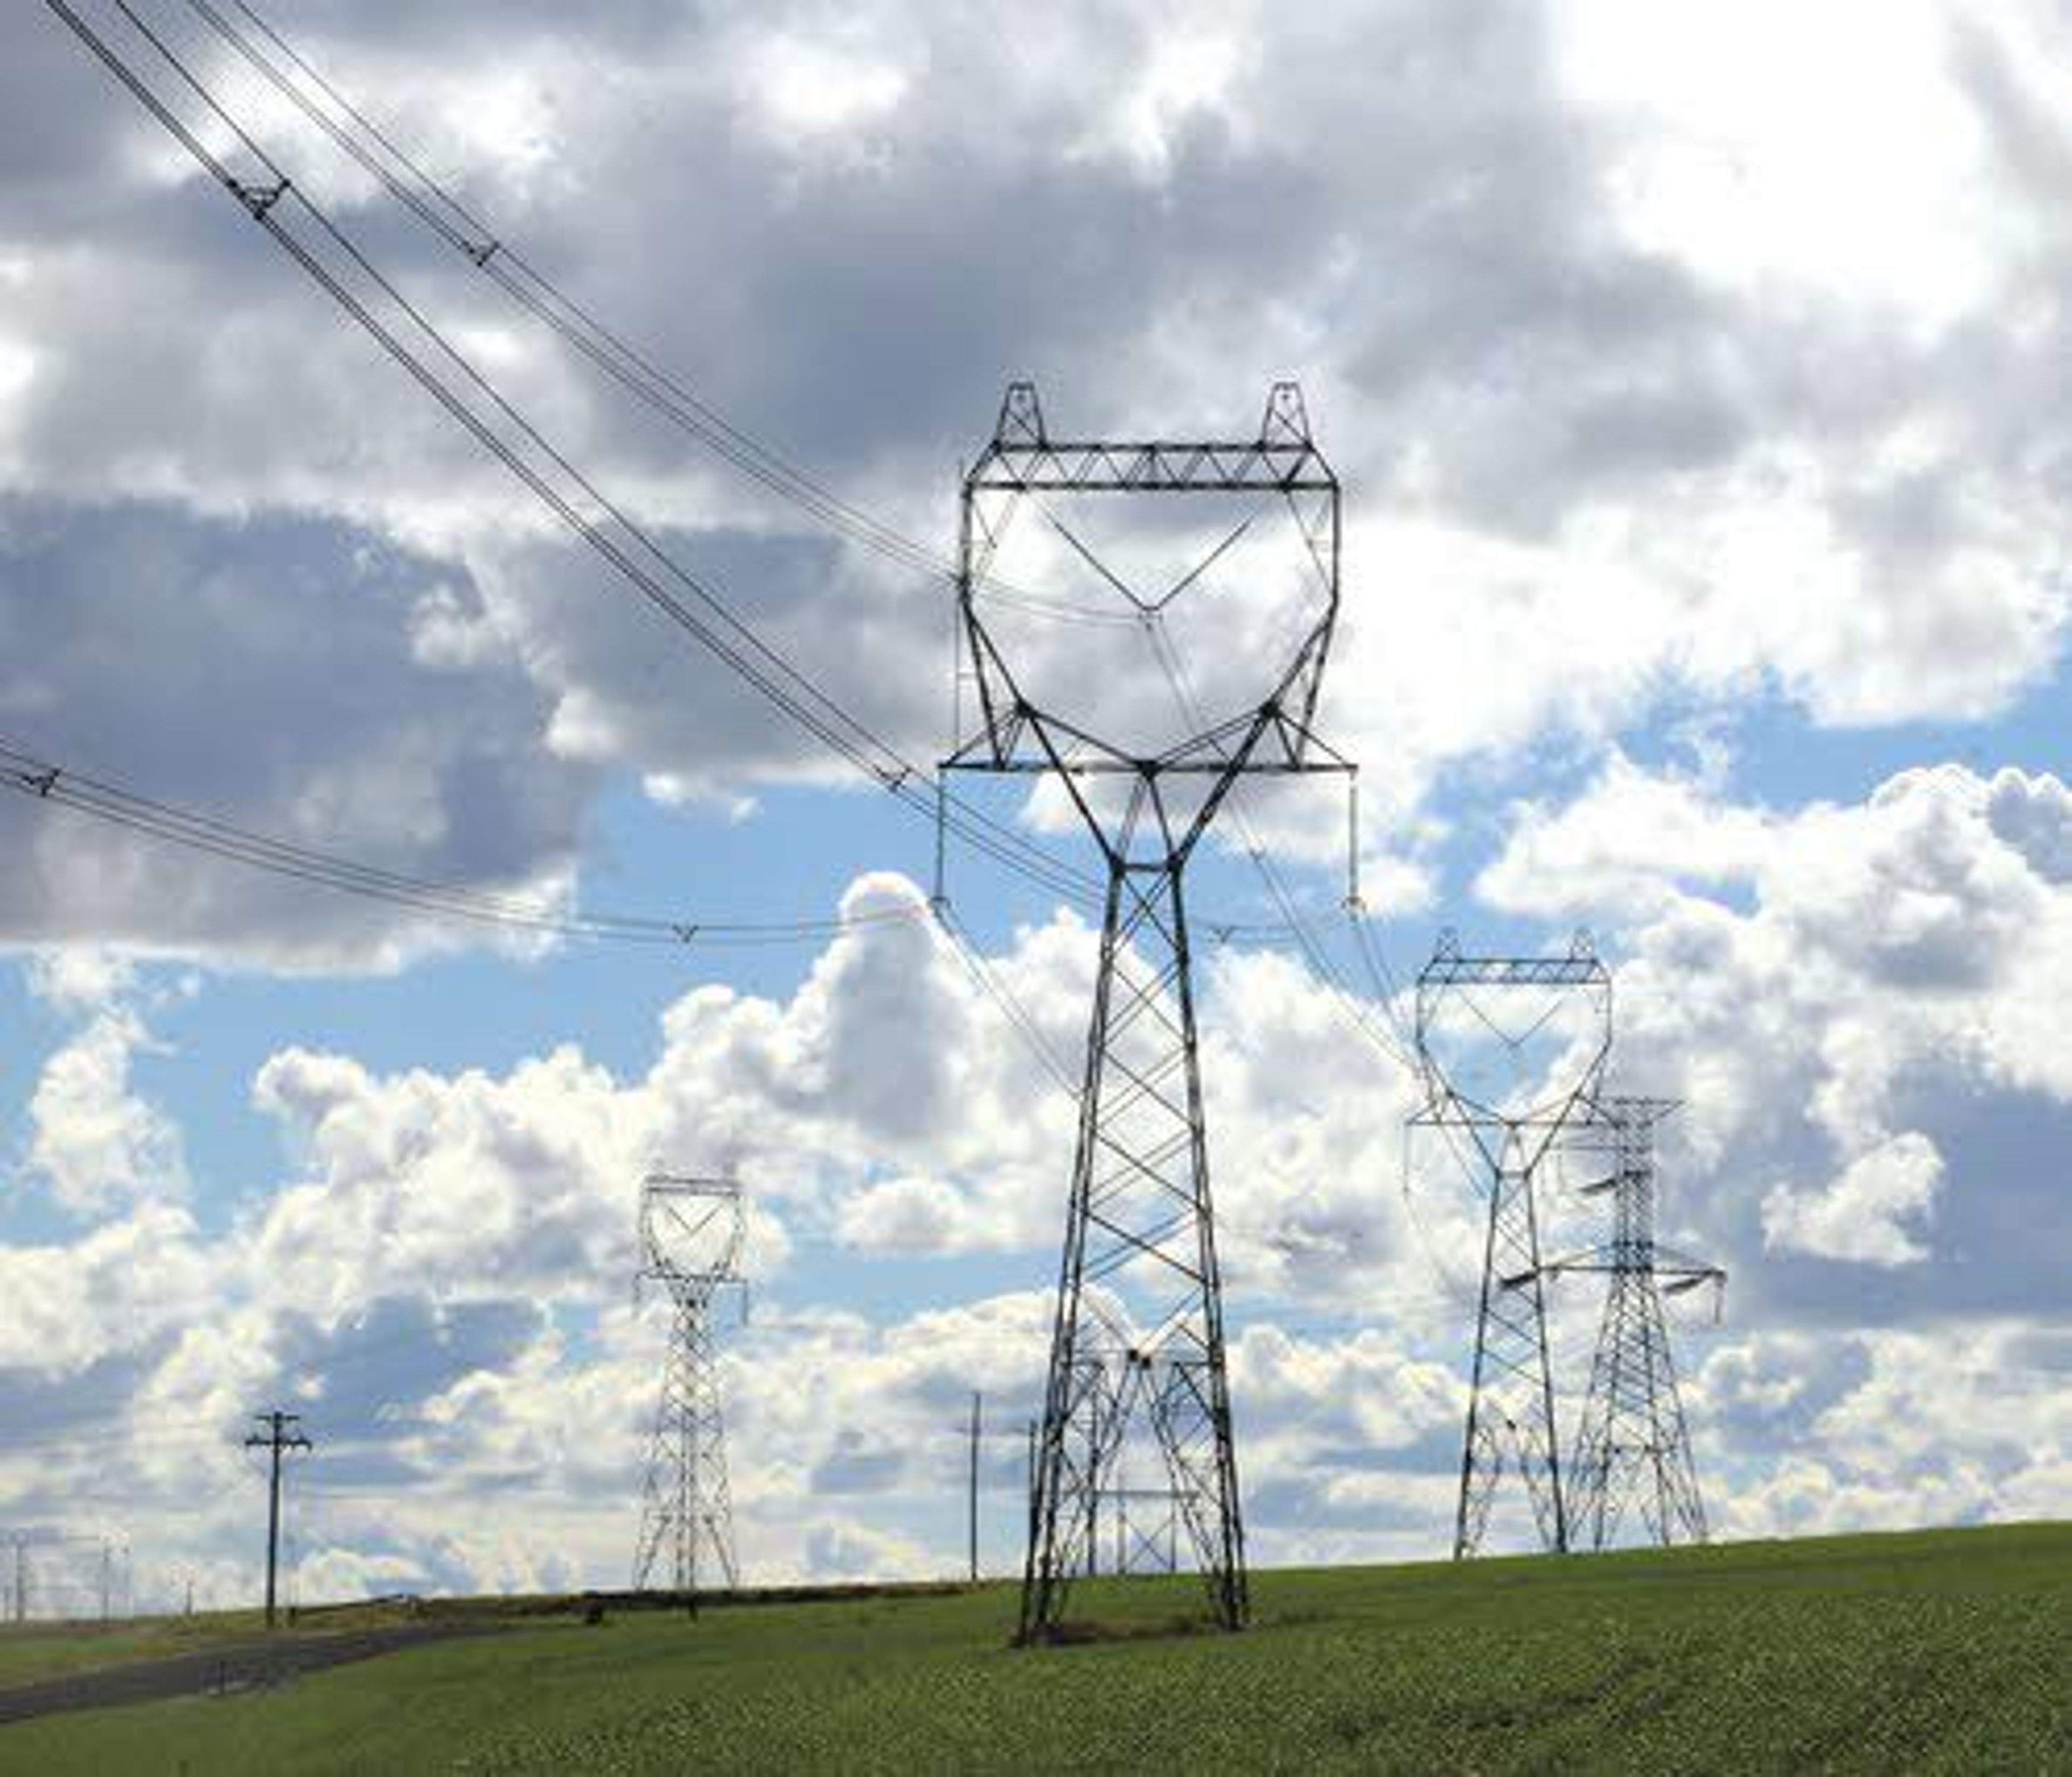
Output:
0 1622 496 1725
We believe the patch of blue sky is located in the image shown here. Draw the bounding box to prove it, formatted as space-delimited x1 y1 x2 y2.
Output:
765 1238 1039 1334
1722 665 2072 812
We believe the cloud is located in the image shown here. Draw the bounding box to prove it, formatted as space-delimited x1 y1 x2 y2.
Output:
3 0 2070 972
3 802 2071 1589
248 1040 650 1317
20 955 187 1216
5 0 2072 1594
1761 1132 1945 1267
0 499 594 968
1544 766 2072 1332
1985 768 2072 884
1476 751 1775 918
0 866 1454 1589
834 1174 991 1254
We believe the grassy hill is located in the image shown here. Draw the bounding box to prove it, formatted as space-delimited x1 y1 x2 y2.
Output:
3 1521 2069 1773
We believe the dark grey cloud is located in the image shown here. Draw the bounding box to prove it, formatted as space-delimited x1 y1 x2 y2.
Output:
0 496 589 961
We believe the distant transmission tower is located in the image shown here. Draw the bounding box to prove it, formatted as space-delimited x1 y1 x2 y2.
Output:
632 1172 746 1598
947 383 1348 1640
1412 932 1611 1560
1548 1098 1725 1549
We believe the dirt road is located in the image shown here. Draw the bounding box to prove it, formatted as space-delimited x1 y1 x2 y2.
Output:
0 1622 496 1726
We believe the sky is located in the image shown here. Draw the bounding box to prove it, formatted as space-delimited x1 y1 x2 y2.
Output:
2 0 2070 1610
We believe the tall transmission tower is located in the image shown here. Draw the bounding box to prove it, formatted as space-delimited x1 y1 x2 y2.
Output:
631 1172 746 1600
1548 1098 1725 1550
946 382 1348 1640
1411 932 1611 1560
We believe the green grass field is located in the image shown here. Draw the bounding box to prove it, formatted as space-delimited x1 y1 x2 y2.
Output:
3 1522 2068 1774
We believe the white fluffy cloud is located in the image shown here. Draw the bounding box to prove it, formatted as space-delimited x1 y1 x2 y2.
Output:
5 0 2072 1600
0 866 1448 1592
5 762 2072 1595
21 953 188 1216
1492 764 2072 1328
1477 751 1777 918
1761 1132 1945 1267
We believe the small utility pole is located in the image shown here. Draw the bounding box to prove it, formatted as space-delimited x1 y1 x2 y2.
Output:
244 1411 311 1630
10 1533 26 1624
967 1392 982 1583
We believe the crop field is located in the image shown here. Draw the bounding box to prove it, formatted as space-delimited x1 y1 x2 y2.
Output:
2 1521 2068 1774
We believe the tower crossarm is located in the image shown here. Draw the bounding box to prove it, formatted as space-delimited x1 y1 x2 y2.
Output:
968 380 1334 493
969 440 1336 494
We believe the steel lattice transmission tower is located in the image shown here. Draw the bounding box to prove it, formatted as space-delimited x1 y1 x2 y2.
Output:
946 382 1348 1640
1549 1098 1725 1550
1412 933 1612 1560
631 1172 746 1597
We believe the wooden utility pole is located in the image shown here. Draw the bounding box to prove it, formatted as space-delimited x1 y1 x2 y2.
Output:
967 1392 982 1583
243 1411 311 1629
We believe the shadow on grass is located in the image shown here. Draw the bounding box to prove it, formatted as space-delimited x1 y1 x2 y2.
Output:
1037 1614 1226 1648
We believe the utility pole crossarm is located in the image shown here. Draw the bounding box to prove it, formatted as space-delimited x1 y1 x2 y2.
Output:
967 440 1336 494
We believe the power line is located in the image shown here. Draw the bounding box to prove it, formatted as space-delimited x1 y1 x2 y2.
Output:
932 896 1085 1102
43 3 1355 951
192 0 968 586
198 0 1109 635
0 735 928 949
1137 582 1416 1077
42 0 1104 915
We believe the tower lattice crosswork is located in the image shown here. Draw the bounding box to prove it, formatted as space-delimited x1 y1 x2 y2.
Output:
632 1172 745 1596
946 382 1349 1639
1552 1098 1725 1549
1412 933 1611 1560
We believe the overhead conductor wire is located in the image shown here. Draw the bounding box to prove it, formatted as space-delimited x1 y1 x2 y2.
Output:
42 0 1102 917
0 736 922 948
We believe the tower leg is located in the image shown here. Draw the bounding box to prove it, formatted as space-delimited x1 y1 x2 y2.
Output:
1018 856 1246 1641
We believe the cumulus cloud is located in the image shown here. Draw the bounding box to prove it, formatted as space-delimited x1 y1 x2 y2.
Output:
5 1 2072 968
1543 766 2072 1330
1761 1132 1945 1267
4 777 2072 1591
5 0 2072 1596
1985 768 2072 884
1476 751 1776 918
0 867 1456 1591
21 952 187 1216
